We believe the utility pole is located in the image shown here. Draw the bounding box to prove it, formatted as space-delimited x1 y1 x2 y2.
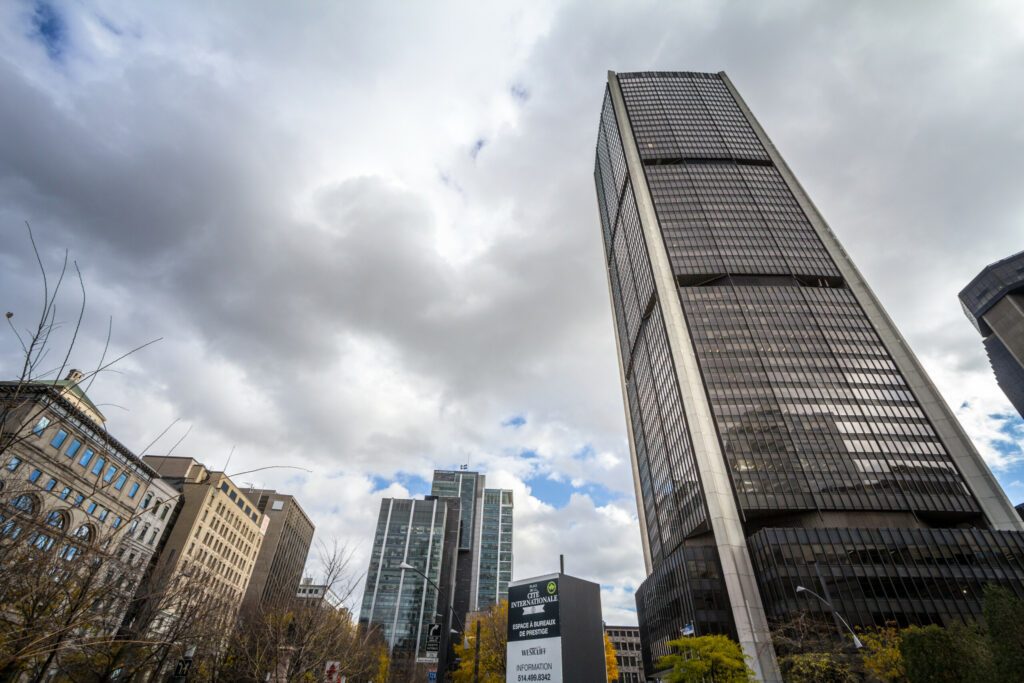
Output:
473 619 481 683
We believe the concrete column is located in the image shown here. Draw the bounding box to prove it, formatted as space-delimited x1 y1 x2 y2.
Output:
608 71 782 683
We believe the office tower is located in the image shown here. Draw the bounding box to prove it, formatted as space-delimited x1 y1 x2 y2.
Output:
476 488 513 610
239 489 315 613
605 625 645 683
594 71 1024 680
140 456 267 631
430 469 485 621
960 250 1024 419
358 496 460 675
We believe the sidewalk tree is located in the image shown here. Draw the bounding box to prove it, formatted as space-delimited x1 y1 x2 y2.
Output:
982 584 1024 682
603 631 618 682
857 623 905 683
452 600 508 683
656 634 755 683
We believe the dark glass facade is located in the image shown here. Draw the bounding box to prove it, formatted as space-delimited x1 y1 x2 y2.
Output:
595 71 1024 678
959 250 1024 419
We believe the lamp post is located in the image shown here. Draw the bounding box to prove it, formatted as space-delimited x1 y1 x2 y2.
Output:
396 562 465 680
795 586 864 649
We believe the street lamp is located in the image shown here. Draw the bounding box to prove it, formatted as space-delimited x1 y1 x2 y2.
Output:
396 561 467 680
795 586 863 649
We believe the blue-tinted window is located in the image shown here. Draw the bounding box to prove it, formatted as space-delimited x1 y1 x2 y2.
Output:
28 469 42 483
114 474 127 490
112 517 122 529
59 487 71 500
5 457 21 472
66 440 81 458
44 478 57 491
128 482 140 498
229 491 237 501
73 493 84 507
79 449 94 467
90 457 105 476
50 430 68 448
32 417 50 435
103 465 117 483
98 508 109 522
86 502 97 515
220 482 229 493
141 493 152 510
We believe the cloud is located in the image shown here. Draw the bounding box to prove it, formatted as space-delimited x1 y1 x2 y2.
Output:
2 0 1024 626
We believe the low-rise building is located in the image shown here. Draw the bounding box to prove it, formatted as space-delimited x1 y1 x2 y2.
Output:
0 372 181 629
605 625 645 683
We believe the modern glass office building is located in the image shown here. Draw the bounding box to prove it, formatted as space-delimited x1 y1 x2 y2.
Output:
430 470 485 622
476 488 514 609
960 250 1024 419
358 497 460 668
594 70 1024 680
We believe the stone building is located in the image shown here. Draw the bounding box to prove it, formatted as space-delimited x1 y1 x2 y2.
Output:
239 488 314 613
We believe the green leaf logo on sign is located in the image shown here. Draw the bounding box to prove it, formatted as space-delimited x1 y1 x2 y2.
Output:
547 581 557 595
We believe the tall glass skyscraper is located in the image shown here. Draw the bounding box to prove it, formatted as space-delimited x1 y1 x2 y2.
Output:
358 497 460 671
594 70 1024 680
477 488 514 610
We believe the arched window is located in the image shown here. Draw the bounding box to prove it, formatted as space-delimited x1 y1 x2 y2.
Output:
11 494 37 515
45 510 69 531
74 524 94 543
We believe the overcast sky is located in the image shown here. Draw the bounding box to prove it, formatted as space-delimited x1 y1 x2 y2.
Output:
2 0 1023 626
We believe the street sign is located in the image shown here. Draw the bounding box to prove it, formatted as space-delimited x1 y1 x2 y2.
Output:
426 623 441 653
324 660 342 683
428 673 437 682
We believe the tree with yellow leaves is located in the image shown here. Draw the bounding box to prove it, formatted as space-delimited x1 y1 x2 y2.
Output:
452 600 508 682
604 631 619 682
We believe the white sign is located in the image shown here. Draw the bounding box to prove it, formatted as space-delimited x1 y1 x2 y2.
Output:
506 636 562 683
324 661 341 683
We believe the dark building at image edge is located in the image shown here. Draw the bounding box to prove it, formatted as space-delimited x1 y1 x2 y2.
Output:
594 70 1024 681
959 250 1024 420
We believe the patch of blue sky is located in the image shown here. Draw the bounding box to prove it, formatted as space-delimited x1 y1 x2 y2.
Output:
503 414 527 428
526 473 623 508
31 1 67 62
371 472 431 497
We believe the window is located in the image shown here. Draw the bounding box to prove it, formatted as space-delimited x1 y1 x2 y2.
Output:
28 469 42 483
44 478 57 492
228 491 237 501
90 457 105 476
66 439 81 458
73 493 84 507
86 502 97 515
5 456 21 472
128 520 139 535
75 525 92 541
159 506 169 520
32 417 50 435
114 474 128 491
244 505 252 515
11 495 35 513
220 483 229 493
127 482 140 498
104 464 117 483
112 517 122 529
50 430 68 448
98 508 109 522
59 487 71 500
141 493 153 510
79 449 94 467
271 500 284 511
45 511 66 530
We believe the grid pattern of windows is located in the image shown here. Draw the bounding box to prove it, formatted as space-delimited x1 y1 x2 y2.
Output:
748 527 1024 628
359 498 453 660
430 471 481 551
645 163 839 279
598 91 705 566
681 285 980 516
635 543 733 675
618 72 768 162
476 488 513 610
